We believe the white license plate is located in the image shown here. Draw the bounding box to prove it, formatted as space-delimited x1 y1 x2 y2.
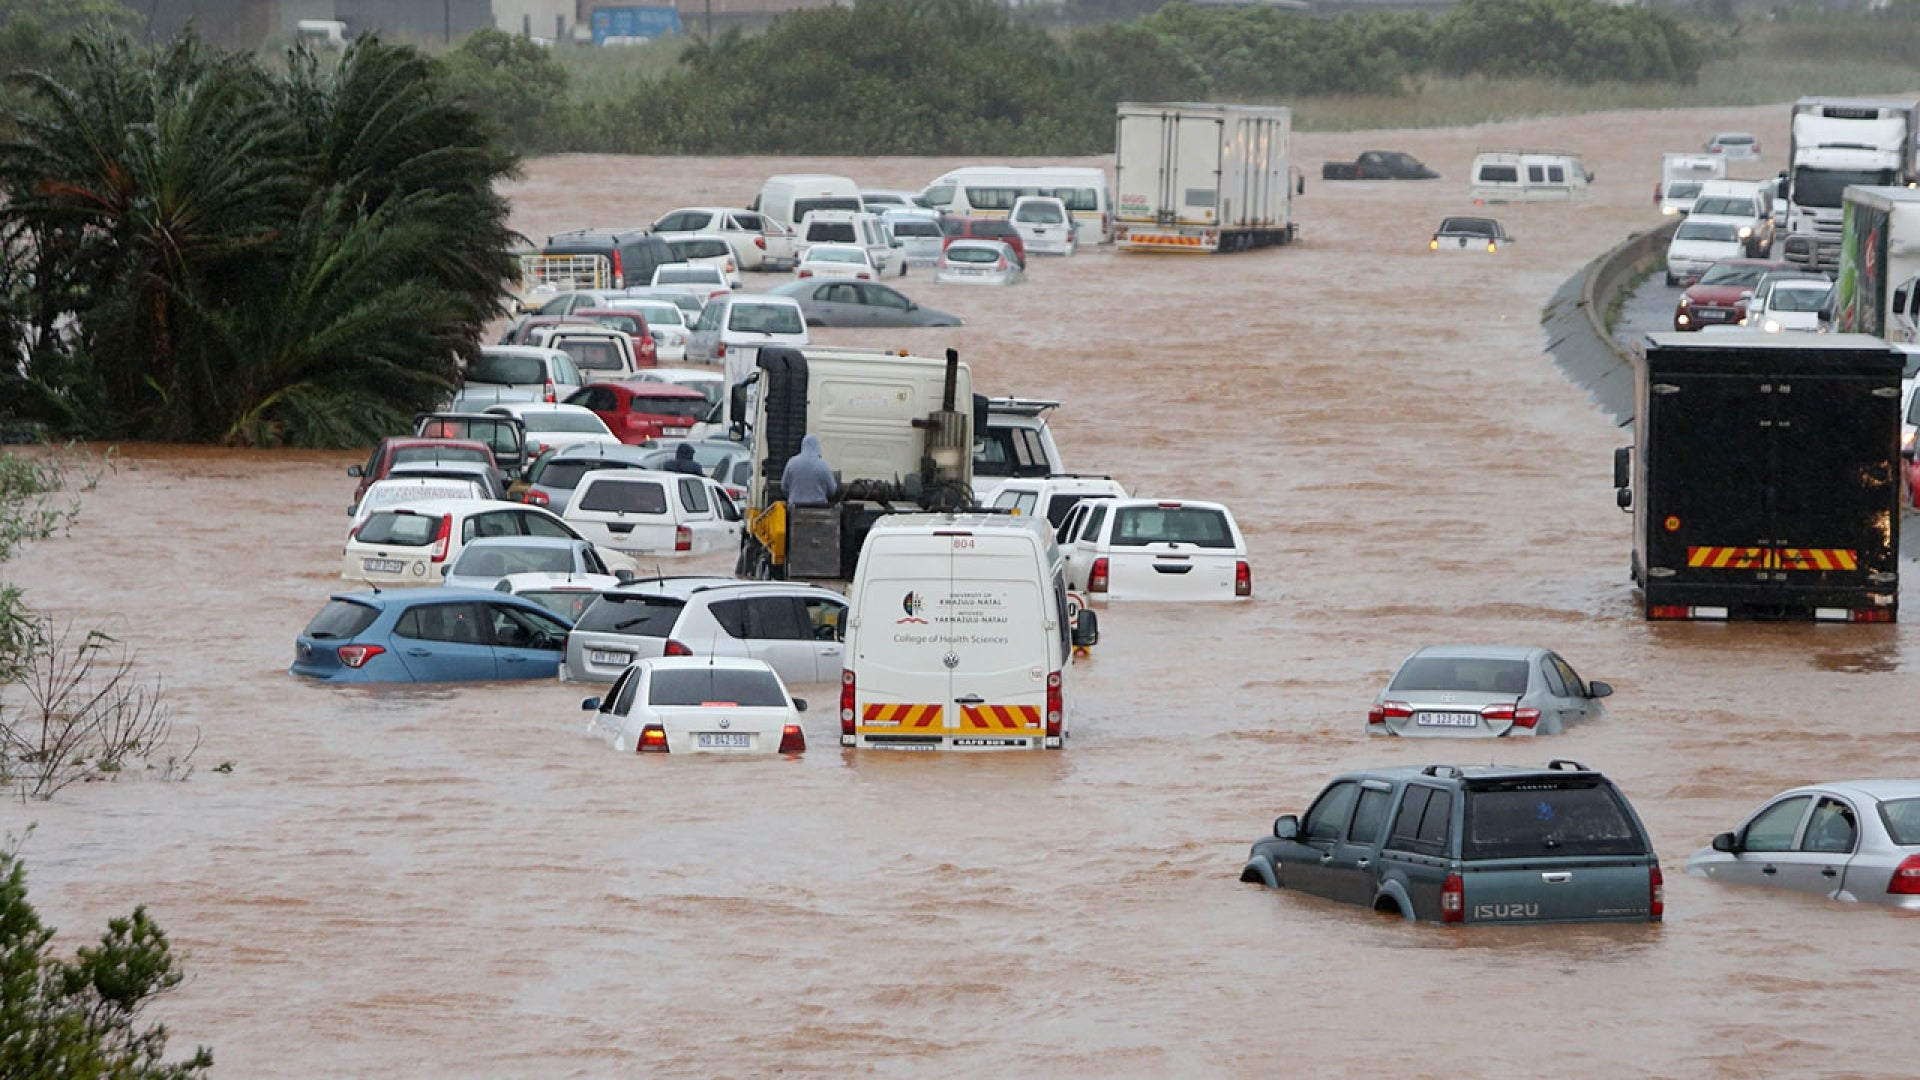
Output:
1697 309 1729 321
696 732 752 748
362 558 405 574
589 650 630 666
1415 711 1479 727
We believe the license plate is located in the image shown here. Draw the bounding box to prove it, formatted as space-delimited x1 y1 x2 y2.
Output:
362 558 405 574
589 649 630 666
696 732 752 748
1697 309 1729 321
1414 711 1479 727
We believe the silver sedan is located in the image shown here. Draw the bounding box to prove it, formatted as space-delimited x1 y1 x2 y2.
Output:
1367 644 1613 737
1686 780 1920 909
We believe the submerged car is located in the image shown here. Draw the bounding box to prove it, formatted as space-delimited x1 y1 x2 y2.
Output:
1686 780 1920 909
935 240 1025 286
582 656 807 754
290 588 572 683
439 535 621 590
767 279 961 328
1430 216 1509 253
1368 645 1613 738
1241 759 1662 924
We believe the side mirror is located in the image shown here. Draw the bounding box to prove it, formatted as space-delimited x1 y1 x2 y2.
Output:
1272 814 1300 841
347 465 364 477
1711 831 1739 853
1072 609 1100 649
1295 176 1305 195
1612 446 1631 490
793 698 808 712
1739 290 1754 301
1588 680 1613 699
440 565 451 577
580 696 602 712
1616 487 1632 510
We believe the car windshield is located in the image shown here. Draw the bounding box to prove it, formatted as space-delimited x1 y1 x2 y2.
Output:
1665 182 1704 200
391 446 490 469
1462 781 1646 859
470 353 543 385
649 667 787 708
573 594 684 636
1769 284 1830 313
452 543 573 576
1713 134 1753 146
947 245 1002 265
1878 798 1920 845
1016 203 1065 223
1109 506 1235 548
537 459 634 491
1389 657 1531 695
890 219 941 238
517 589 602 622
809 248 867 264
1678 220 1741 242
557 338 624 371
577 477 669 515
655 266 720 285
973 221 1017 239
1691 197 1755 217
303 599 379 640
621 302 682 327
523 411 607 433
355 511 440 547
585 314 641 335
728 304 803 335
1441 218 1497 236
630 395 707 420
672 240 729 259
1697 262 1770 288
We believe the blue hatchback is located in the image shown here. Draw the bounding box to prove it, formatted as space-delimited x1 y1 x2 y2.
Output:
291 588 574 683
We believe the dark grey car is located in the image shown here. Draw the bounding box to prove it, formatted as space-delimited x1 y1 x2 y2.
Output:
1241 760 1663 925
767 279 962 328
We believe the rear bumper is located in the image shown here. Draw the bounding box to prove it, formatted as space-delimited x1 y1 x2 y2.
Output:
1642 580 1897 621
850 732 1058 751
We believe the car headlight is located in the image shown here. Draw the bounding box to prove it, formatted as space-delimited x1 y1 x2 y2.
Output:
1678 296 1690 308
1738 226 1753 238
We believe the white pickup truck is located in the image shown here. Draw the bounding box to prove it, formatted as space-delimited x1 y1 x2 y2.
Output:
1060 497 1252 602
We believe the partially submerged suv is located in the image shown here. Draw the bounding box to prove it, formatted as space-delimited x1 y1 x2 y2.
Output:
562 577 847 685
1242 760 1663 924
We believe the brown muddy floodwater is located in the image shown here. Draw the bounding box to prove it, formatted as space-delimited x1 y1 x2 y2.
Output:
8 104 1919 1078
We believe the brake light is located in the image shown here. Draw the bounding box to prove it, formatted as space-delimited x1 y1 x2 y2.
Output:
523 489 549 507
337 644 385 668
1235 560 1251 597
1369 701 1410 726
856 272 869 280
755 236 766 250
778 724 806 754
798 269 812 278
428 514 452 562
1441 873 1464 923
840 669 855 738
1850 609 1894 623
717 342 727 359
995 259 1006 270
674 525 691 552
1890 855 1920 895
1045 670 1062 739
1649 864 1665 920
611 249 625 288
1089 557 1108 593
1481 703 1540 729
637 723 668 753
543 378 556 404
664 639 692 657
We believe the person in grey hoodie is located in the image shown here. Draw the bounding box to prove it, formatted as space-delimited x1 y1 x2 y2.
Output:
780 434 837 506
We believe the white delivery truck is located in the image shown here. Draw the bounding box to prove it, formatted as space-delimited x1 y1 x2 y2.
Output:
1781 97 1920 273
1834 186 1920 344
841 512 1094 752
1657 153 1726 216
1113 102 1298 253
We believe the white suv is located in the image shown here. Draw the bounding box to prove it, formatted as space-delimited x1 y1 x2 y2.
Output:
650 207 796 272
986 475 1127 538
562 578 848 685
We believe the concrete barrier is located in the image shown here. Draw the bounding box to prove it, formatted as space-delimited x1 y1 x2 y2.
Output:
1541 218 1679 426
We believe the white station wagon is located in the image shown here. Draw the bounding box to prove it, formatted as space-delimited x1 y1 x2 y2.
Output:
1060 497 1252 602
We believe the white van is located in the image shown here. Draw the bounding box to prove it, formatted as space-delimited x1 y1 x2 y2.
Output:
922 166 1115 246
796 210 902 277
842 513 1092 752
1469 151 1593 203
563 471 742 557
754 174 862 231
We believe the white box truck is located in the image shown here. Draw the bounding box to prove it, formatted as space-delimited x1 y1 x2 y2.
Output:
1113 102 1298 253
1781 97 1920 273
1834 186 1920 344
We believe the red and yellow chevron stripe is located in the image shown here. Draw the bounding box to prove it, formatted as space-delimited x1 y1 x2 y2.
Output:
1120 232 1213 248
960 704 1042 732
861 703 943 729
1686 546 1858 571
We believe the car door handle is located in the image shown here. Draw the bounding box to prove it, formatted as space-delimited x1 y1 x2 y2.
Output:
501 656 527 664
955 694 984 705
1541 872 1573 884
406 648 432 657
1822 867 1838 878
1354 859 1369 870
1762 865 1778 875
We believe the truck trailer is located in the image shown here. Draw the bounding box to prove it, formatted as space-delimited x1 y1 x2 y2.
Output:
1113 102 1298 253
1835 185 1920 344
1614 333 1903 622
1780 97 1920 273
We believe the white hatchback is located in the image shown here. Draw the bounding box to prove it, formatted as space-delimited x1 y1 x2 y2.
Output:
1061 497 1252 602
1009 196 1077 256
342 498 639 587
1665 218 1747 286
794 243 879 281
582 656 807 755
480 402 620 460
562 470 742 557
684 295 809 366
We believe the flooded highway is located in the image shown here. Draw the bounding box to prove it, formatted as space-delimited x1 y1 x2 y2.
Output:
8 102 1919 1077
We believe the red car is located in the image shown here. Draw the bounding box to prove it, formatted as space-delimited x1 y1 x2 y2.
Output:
938 215 1027 269
1672 258 1790 331
569 308 658 368
346 437 498 508
562 381 711 444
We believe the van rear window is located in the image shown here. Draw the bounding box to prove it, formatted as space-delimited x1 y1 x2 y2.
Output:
577 478 669 515
1109 507 1234 548
1477 165 1519 183
808 223 856 244
649 668 787 708
573 594 684 635
1462 783 1646 860
356 512 441 547
470 354 543 385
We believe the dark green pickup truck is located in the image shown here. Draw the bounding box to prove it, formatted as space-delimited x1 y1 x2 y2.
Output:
1241 760 1663 924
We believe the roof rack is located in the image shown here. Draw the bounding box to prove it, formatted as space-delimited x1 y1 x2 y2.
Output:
1546 759 1590 772
1421 764 1463 778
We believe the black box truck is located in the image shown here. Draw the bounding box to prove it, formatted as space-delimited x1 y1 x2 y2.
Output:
1615 333 1903 621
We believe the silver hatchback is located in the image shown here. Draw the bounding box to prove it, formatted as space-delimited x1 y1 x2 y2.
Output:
562 578 847 686
1686 780 1920 909
1367 645 1613 737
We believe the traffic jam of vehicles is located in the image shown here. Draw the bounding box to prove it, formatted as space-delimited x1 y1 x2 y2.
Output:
294 98 1920 927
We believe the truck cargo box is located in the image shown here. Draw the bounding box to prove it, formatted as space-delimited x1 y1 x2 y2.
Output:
1114 102 1297 253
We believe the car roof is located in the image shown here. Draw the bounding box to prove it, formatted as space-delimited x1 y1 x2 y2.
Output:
1405 644 1542 661
611 575 837 601
583 381 705 399
485 402 600 418
327 586 541 608
368 498 539 516
458 535 584 551
543 443 658 463
496 571 622 592
1355 761 1607 785
483 344 570 359
387 460 493 477
381 436 490 451
640 655 780 675
1102 497 1235 513
1793 779 1920 802
639 367 723 383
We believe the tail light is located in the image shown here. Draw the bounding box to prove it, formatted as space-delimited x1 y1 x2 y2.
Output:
798 269 812 278
1045 671 1062 739
1481 703 1540 729
1440 873 1464 923
1649 864 1665 920
1653 183 1662 204
637 723 668 753
755 236 767 250
542 378 556 404
1369 701 1410 726
778 724 806 754
1089 557 1109 594
856 272 869 280
717 342 727 359
428 514 452 562
1101 211 1110 232
1235 560 1252 597
840 669 855 738
995 259 1007 271
1849 609 1894 624
725 260 736 274
523 489 549 507
611 249 625 289
1889 854 1920 895
664 639 692 657
674 525 691 552
337 644 385 668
